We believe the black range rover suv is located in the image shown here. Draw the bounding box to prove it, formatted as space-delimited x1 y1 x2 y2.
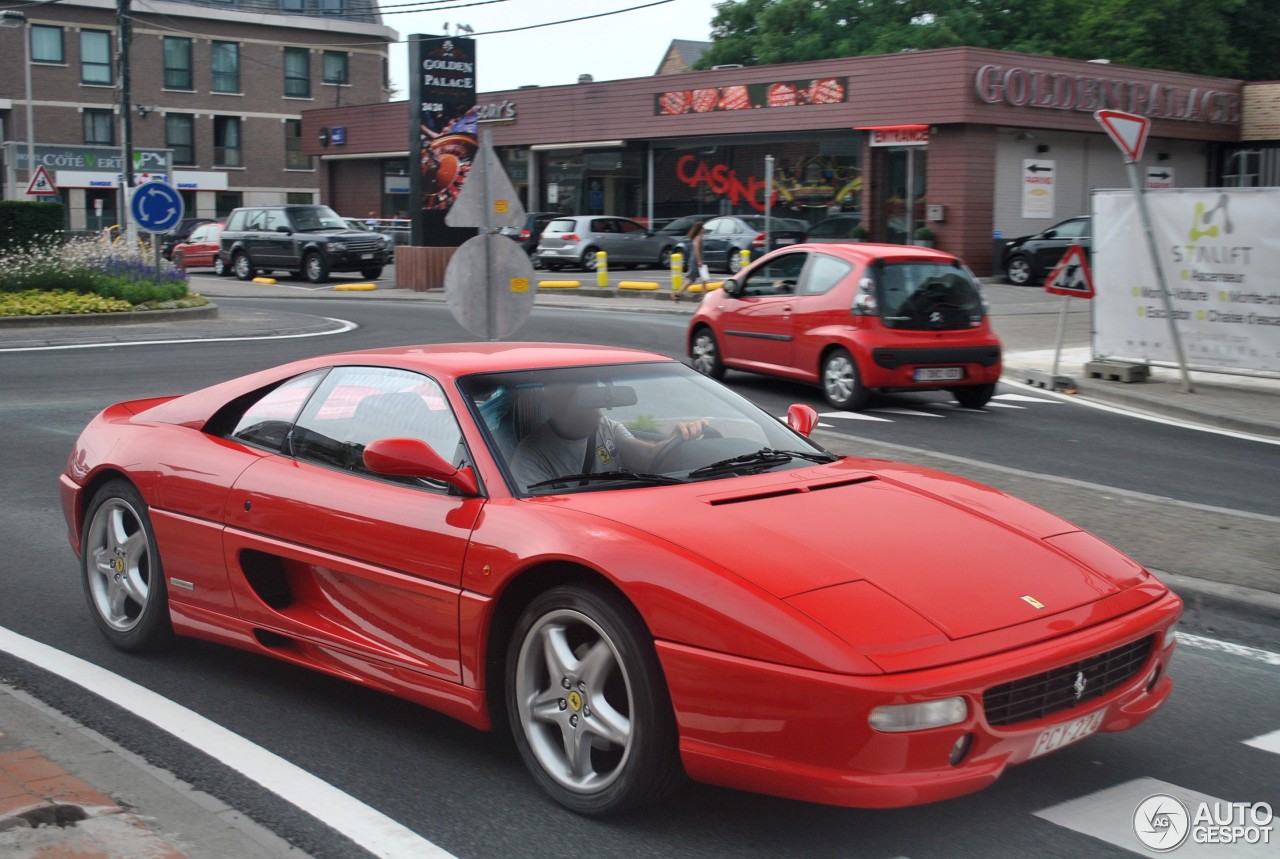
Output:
219 204 393 283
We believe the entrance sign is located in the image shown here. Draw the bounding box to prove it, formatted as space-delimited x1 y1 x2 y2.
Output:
1044 244 1094 297
1022 159 1056 219
1094 110 1151 163
25 165 58 196
862 125 929 147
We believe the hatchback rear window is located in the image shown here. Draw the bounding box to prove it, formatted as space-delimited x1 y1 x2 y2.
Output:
876 263 984 331
544 219 577 234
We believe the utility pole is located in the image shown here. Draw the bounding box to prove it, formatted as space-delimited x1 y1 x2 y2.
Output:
117 0 133 234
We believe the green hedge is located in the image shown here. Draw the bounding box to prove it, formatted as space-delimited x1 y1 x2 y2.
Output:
0 201 65 249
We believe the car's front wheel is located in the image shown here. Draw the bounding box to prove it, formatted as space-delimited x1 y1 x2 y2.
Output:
303 252 330 284
361 267 383 280
506 585 681 816
81 480 172 653
690 326 725 380
727 249 746 275
233 251 254 281
172 250 186 269
952 383 996 410
655 246 672 269
822 347 870 410
1005 254 1033 286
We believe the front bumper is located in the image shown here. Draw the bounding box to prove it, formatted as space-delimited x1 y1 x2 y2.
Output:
657 589 1180 808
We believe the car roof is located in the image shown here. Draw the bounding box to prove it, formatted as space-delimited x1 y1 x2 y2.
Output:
762 242 960 264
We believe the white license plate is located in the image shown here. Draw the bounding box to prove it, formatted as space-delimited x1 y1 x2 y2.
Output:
776 238 796 245
914 367 964 382
1028 709 1105 758
360 253 374 260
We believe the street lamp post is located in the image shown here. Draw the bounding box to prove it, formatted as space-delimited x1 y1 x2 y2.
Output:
0 10 35 198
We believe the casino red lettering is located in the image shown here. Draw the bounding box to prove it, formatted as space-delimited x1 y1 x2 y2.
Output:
676 154 769 212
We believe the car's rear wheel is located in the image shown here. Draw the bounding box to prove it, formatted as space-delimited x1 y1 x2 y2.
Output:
80 480 172 653
172 250 186 269
656 247 672 269
361 267 383 280
304 252 330 284
545 262 562 272
213 254 228 277
952 383 996 410
1005 254 1033 286
507 585 681 816
690 326 725 380
233 251 254 281
581 246 601 272
822 347 870 410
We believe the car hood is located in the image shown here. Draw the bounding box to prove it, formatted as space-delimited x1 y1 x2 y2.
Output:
549 459 1148 643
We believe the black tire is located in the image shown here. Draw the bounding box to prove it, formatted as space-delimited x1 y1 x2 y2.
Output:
952 383 996 410
821 347 870 410
361 267 384 280
545 262 562 272
506 585 682 816
655 247 672 269
233 251 254 281
689 326 725 381
80 480 172 653
213 254 228 277
1005 254 1033 286
303 252 331 284
580 246 601 272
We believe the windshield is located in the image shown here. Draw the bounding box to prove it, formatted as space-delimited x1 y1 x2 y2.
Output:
290 206 348 231
875 262 985 331
460 362 833 495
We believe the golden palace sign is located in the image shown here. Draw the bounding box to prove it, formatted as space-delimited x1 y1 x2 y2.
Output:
974 64 1240 125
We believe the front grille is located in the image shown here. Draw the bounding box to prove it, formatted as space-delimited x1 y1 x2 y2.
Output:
343 238 383 254
983 636 1154 727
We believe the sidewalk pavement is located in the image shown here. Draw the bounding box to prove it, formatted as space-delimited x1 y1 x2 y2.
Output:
0 278 1275 858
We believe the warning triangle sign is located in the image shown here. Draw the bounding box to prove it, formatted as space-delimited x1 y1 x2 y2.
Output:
25 164 59 197
1094 109 1150 163
1044 244 1094 298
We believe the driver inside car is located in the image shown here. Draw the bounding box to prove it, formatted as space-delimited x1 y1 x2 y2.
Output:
510 383 707 491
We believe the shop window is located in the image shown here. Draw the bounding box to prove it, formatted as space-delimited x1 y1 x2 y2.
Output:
166 113 195 166
31 26 63 64
323 51 348 85
284 48 311 99
215 191 243 217
83 109 114 146
212 41 240 93
286 192 313 204
214 116 242 167
163 37 193 90
80 30 112 85
285 119 311 170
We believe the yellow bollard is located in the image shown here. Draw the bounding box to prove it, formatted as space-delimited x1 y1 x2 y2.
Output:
671 251 683 293
596 250 608 288
738 248 751 271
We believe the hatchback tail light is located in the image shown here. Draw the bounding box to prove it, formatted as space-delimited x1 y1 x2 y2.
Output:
562 233 580 242
751 232 766 249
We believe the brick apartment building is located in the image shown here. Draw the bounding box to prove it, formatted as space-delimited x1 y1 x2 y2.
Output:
0 0 395 231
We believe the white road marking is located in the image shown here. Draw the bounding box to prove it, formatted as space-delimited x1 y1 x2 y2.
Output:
868 407 944 418
1243 728 1280 755
983 402 1025 409
1036 777 1272 858
818 410 892 422
1176 632 1280 666
0 626 455 859
993 392 1062 404
0 317 358 353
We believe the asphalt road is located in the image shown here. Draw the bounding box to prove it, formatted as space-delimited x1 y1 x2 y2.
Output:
2 294 1277 858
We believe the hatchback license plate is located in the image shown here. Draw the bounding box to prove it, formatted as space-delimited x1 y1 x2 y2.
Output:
1028 709 1105 759
914 367 964 382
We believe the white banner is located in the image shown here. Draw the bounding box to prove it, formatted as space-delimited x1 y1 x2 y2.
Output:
1093 188 1280 373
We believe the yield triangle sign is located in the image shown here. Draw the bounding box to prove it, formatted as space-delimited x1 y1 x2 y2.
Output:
1094 109 1150 163
1044 244 1094 298
25 164 59 197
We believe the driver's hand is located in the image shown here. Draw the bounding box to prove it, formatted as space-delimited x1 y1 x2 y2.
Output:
670 419 709 441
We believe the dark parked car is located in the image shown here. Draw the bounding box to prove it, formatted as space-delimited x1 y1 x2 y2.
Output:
683 215 809 274
500 211 568 260
219 204 393 283
654 214 716 239
160 217 215 260
1001 216 1092 285
804 215 864 243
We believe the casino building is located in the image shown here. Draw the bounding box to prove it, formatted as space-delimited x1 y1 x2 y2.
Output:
301 46 1249 275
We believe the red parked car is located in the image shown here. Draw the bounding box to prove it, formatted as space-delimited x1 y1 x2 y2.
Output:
60 343 1179 815
687 243 1003 409
170 222 225 275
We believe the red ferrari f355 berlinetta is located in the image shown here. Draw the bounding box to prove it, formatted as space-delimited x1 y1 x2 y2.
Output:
60 343 1181 815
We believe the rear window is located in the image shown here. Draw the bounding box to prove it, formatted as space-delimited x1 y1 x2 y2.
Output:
544 219 577 234
876 263 984 331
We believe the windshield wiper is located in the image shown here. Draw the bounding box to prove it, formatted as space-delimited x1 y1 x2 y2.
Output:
525 470 686 491
687 448 835 479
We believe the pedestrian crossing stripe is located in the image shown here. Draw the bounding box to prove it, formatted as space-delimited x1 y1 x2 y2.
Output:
1243 728 1280 754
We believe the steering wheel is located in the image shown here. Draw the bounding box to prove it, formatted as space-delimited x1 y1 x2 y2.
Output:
649 424 722 472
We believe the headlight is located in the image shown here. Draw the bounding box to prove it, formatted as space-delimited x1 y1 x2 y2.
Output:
328 241 347 253
1163 619 1179 649
869 697 968 732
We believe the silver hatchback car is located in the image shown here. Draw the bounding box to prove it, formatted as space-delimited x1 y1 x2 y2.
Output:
534 216 676 272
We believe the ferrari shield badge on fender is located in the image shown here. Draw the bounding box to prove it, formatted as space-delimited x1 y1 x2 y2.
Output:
1021 595 1046 609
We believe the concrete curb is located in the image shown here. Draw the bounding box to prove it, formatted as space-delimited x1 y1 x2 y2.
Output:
0 302 218 329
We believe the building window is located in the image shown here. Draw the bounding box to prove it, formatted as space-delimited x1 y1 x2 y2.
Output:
286 192 313 204
166 113 195 166
215 191 243 217
214 116 242 167
163 37 193 90
381 57 389 90
280 0 304 10
285 119 311 169
284 48 310 98
31 25 63 64
323 51 348 85
212 41 240 93
83 108 114 145
319 0 346 15
80 30 112 85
